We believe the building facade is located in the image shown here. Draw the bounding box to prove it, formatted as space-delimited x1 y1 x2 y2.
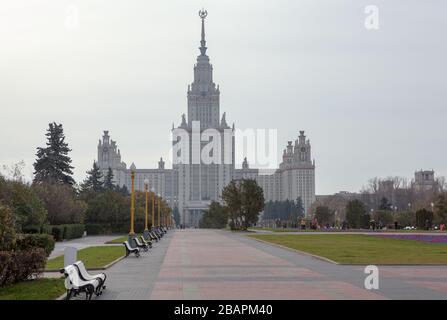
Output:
96 12 316 226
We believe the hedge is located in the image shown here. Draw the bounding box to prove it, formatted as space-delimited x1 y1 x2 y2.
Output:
85 223 129 235
15 234 55 257
0 248 47 287
85 224 106 235
50 224 85 241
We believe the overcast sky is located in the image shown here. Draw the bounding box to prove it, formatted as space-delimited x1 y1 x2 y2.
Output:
1 0 446 195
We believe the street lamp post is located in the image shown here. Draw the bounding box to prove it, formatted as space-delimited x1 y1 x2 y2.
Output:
157 195 160 226
151 188 155 229
143 179 150 239
128 170 137 246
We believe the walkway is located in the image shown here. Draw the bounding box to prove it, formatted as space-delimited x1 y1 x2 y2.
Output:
97 229 447 300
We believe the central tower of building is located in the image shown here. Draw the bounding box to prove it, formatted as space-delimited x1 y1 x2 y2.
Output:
187 10 220 128
174 10 234 227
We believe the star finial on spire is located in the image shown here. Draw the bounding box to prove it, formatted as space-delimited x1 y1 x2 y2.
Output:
199 9 208 56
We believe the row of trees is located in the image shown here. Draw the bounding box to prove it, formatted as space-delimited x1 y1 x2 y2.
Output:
200 179 265 230
1 122 171 239
312 195 447 230
262 199 304 221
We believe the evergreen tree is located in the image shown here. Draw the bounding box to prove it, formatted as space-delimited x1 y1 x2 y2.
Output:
104 167 115 190
346 199 370 229
33 122 75 185
240 179 264 229
295 197 304 219
172 207 180 226
81 161 104 193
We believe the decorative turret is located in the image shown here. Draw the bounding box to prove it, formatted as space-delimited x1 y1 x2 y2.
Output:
242 157 249 169
158 157 165 170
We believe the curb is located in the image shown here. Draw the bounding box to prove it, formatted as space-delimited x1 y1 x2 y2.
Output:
247 236 340 265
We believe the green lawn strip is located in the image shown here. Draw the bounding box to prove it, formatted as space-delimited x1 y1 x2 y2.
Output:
0 278 65 300
248 227 441 233
46 246 124 270
106 234 142 244
248 234 447 265
248 227 318 233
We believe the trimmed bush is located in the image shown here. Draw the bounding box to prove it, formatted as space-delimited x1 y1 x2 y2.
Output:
50 226 64 242
49 224 85 241
22 225 41 234
63 224 85 240
15 234 55 257
0 248 46 287
85 224 105 235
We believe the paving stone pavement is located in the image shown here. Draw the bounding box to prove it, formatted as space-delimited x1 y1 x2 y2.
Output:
97 232 173 300
95 229 447 300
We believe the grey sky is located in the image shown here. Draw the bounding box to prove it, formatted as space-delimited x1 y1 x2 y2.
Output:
1 0 446 195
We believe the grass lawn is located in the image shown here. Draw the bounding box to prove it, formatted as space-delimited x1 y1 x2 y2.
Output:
248 234 447 265
0 278 65 300
249 227 318 233
106 234 142 244
248 227 441 233
46 246 124 270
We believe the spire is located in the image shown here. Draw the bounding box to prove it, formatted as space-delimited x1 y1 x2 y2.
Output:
199 9 208 56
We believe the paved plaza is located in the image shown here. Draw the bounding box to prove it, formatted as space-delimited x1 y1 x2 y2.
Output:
98 230 447 300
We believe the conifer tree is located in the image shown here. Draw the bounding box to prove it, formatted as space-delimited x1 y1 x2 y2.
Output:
33 122 75 185
81 161 103 193
104 167 115 190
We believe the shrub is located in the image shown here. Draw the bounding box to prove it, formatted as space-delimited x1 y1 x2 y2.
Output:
49 224 85 241
0 204 16 251
85 224 105 235
50 225 64 242
15 234 55 257
22 225 41 234
63 224 85 240
0 248 46 287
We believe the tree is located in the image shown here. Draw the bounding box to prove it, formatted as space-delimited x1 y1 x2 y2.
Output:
104 168 115 190
379 197 392 211
199 201 228 229
33 122 75 185
172 207 180 226
10 181 47 229
415 209 433 230
373 210 394 227
295 197 305 220
395 211 415 228
84 190 129 233
221 181 242 229
81 161 103 193
0 203 16 250
0 175 47 230
434 193 447 224
314 206 334 226
346 200 369 229
33 182 86 224
240 179 264 229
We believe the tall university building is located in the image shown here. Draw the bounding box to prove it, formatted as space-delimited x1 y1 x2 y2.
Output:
97 12 316 227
